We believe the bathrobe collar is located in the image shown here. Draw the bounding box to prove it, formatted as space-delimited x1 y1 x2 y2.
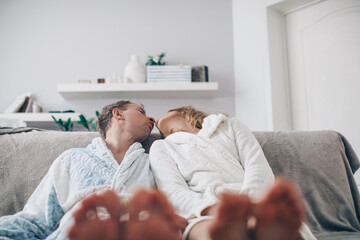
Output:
88 137 144 167
198 113 227 138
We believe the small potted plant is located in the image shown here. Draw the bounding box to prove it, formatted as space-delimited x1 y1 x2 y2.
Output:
146 52 191 83
146 52 166 66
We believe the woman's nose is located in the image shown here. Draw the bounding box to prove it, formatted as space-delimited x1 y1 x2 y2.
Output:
155 119 159 127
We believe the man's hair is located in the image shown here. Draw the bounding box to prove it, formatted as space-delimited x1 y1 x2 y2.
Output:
97 100 133 139
168 106 208 129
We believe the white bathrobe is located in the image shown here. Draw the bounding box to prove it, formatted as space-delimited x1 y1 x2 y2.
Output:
150 114 316 240
0 137 154 240
149 114 274 226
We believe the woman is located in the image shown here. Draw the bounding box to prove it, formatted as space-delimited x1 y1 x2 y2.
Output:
150 106 307 240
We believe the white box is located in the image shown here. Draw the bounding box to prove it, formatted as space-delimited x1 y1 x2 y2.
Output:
147 65 191 83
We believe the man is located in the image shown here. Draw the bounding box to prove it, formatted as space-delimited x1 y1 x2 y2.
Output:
0 100 158 239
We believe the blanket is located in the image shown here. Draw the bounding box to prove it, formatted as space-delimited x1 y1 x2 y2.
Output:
0 127 44 135
253 131 360 239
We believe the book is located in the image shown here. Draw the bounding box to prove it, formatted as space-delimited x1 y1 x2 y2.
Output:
25 98 33 113
4 92 32 113
17 96 30 112
191 66 209 82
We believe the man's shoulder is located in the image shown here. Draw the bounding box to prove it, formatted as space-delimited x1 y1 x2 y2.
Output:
61 146 89 155
56 147 92 164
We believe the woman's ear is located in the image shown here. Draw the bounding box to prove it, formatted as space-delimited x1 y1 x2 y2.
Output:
112 108 125 120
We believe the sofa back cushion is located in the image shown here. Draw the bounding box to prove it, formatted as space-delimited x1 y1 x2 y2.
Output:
1 129 359 237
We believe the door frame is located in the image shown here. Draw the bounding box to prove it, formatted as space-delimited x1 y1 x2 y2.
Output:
266 0 325 130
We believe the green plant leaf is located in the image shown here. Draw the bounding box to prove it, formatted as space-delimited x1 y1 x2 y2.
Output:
87 117 95 124
52 115 73 131
51 116 58 123
77 114 93 131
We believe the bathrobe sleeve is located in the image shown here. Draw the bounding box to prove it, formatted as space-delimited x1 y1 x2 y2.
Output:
0 153 69 240
150 141 218 219
230 118 275 201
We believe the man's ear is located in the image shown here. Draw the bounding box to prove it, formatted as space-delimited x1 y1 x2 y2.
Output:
112 108 125 120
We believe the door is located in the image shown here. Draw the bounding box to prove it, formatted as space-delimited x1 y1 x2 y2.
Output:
285 0 360 186
286 0 360 153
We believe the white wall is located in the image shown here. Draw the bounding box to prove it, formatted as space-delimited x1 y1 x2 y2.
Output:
232 0 276 131
0 0 235 122
231 0 323 131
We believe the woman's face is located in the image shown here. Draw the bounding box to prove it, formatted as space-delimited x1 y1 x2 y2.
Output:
155 111 199 138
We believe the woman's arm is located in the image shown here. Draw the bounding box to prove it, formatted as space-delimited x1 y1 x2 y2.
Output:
231 118 275 201
149 141 218 219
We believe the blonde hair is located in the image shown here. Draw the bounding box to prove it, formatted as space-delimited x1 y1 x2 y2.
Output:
168 106 208 129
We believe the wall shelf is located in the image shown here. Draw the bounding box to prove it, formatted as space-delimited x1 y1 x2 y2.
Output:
57 82 218 99
0 113 81 122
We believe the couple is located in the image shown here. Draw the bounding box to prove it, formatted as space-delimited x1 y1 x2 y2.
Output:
0 100 305 240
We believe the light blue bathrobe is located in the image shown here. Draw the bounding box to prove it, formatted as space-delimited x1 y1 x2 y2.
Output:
0 137 154 240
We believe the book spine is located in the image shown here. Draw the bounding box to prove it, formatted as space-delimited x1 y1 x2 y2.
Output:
204 66 209 82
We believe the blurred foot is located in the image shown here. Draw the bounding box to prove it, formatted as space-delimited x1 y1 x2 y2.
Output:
209 193 253 240
69 189 182 240
254 178 304 240
68 189 126 240
127 189 182 240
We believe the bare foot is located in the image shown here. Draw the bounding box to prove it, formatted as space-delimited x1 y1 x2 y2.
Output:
68 189 127 240
254 178 304 240
127 189 182 240
209 193 253 240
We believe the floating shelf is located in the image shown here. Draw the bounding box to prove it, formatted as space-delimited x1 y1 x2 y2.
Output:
0 113 81 122
57 82 218 99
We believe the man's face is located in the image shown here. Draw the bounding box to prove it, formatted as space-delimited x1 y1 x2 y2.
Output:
121 104 155 142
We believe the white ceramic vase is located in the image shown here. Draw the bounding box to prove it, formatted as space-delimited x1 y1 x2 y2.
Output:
123 55 146 83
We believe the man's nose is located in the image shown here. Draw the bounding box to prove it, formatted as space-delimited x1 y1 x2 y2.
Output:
148 117 155 124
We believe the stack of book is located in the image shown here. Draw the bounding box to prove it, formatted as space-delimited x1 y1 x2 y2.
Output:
147 65 191 83
4 92 32 113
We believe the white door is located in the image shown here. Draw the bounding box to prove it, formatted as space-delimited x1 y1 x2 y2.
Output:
286 0 360 153
285 0 360 186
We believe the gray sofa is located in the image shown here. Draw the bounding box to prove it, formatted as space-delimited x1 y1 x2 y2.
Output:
0 127 359 239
